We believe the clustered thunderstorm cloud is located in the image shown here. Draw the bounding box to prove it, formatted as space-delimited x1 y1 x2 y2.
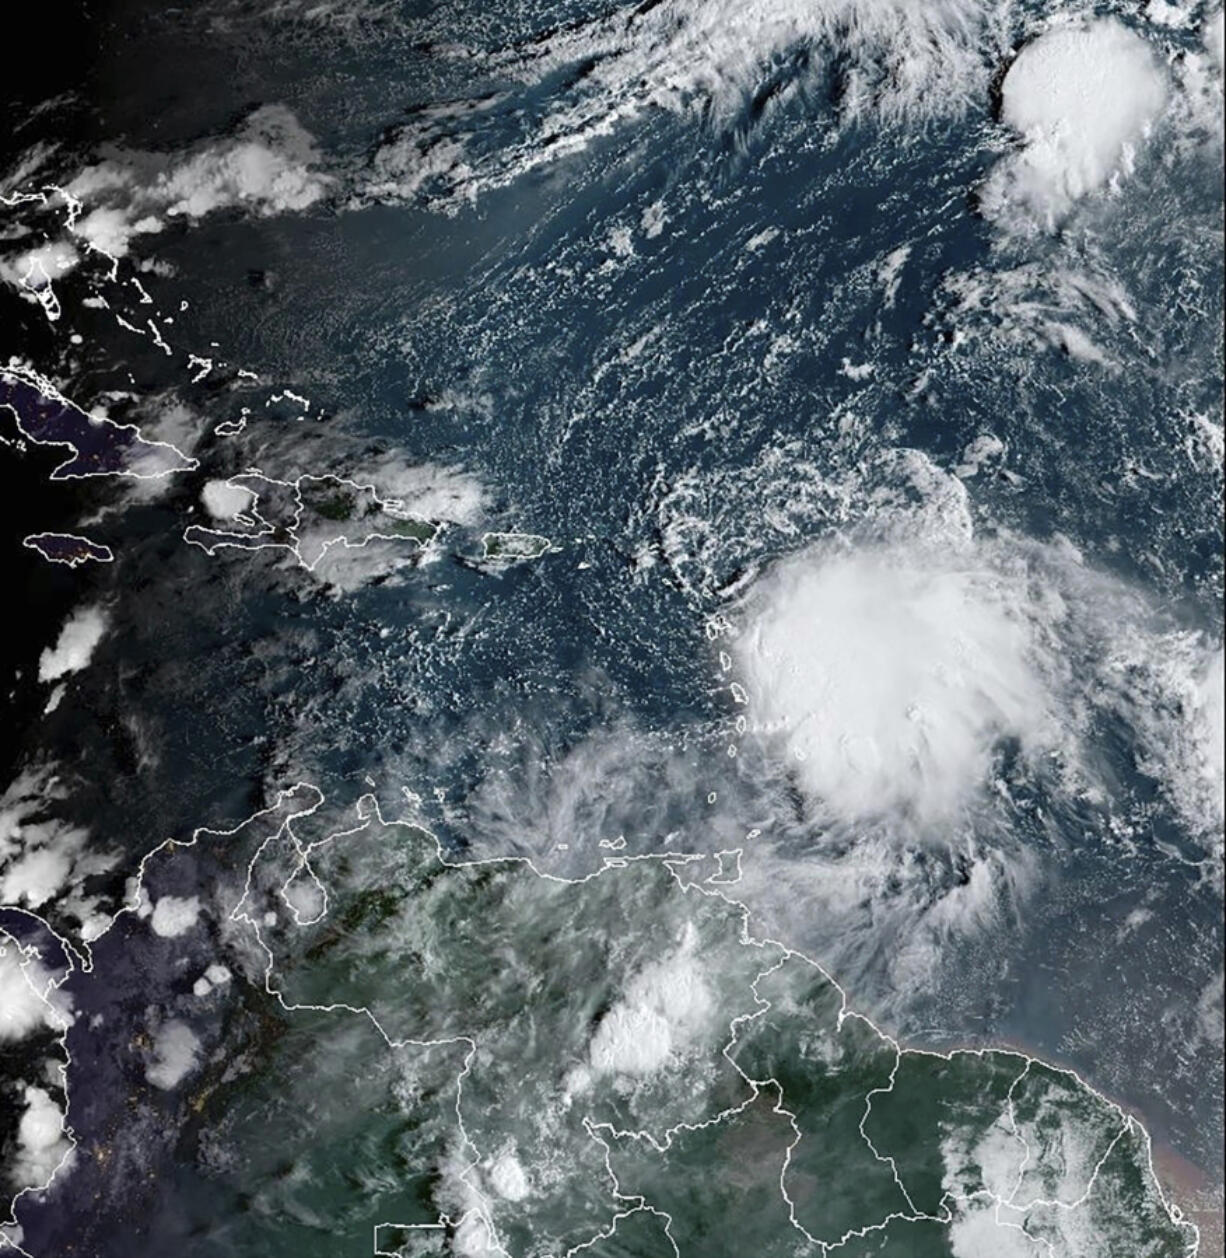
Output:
0 1 1222 1256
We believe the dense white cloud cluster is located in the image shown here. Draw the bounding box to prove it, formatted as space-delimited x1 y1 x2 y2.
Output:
366 0 1012 205
0 942 64 1043
1107 635 1225 842
1205 7 1225 73
1 765 117 939
9 1087 71 1190
1172 6 1226 144
433 1145 504 1258
0 241 78 298
358 456 489 527
981 20 1168 232
192 963 232 999
200 479 257 521
37 605 108 684
150 895 202 939
65 105 329 260
145 1019 202 1090
585 922 714 1079
486 1149 530 1202
739 539 1059 827
1 106 327 309
735 453 1224 842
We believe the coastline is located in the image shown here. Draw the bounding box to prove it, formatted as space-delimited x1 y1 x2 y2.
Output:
906 1027 1222 1255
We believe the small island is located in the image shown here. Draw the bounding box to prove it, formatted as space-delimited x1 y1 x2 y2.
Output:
22 532 114 568
479 531 553 564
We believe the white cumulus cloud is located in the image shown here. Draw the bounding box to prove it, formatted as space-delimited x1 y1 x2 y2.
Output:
588 923 714 1077
150 895 201 938
200 479 257 521
37 605 108 684
981 20 1168 233
487 1149 531 1201
1 764 116 935
9 1086 72 1190
736 537 1060 828
1106 636 1225 842
65 104 329 260
145 1019 201 1089
365 0 1012 207
1205 8 1225 74
733 450 1222 846
0 944 64 1043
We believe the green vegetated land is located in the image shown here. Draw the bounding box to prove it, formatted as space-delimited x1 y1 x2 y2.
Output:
181 800 1194 1258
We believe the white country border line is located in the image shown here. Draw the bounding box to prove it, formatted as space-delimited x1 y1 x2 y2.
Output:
233 790 716 1258
228 795 500 1257
0 778 1202 1258
0 783 331 1252
982 1057 1135 1258
697 607 1201 1254
0 904 91 975
665 876 1200 1256
579 884 918 1255
1 185 316 434
181 469 441 573
5 190 565 576
0 924 80 1258
20 533 115 569
1 363 199 484
569 1121 685 1258
211 789 1201 1258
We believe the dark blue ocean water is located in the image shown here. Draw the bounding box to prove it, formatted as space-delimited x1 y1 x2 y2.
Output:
1 0 1221 1252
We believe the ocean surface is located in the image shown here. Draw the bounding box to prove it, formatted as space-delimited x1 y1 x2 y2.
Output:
1 0 1222 1254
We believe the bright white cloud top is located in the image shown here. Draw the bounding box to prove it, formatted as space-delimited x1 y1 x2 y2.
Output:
200 479 257 521
734 455 1225 843
982 20 1168 232
10 1087 71 1190
736 538 1058 828
65 104 329 261
365 0 1014 206
0 943 62 1043
1205 7 1225 74
37 605 108 684
150 895 201 939
586 923 714 1078
145 1020 201 1090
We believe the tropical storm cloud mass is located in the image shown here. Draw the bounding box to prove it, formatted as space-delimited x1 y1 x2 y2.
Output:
0 0 1222 1256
